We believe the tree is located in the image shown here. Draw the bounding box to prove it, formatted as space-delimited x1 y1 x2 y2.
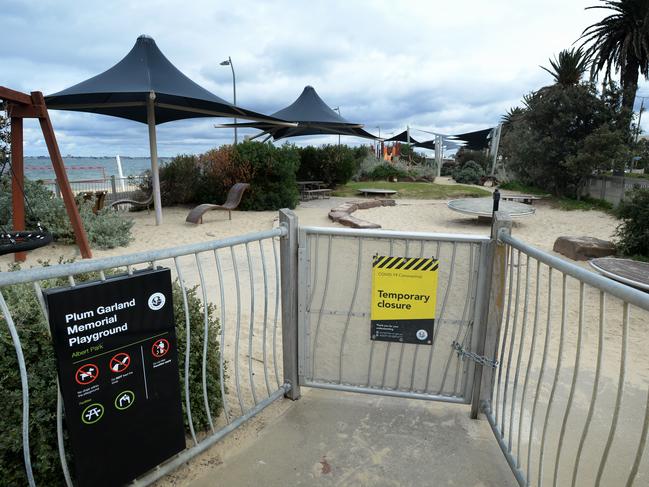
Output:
579 0 649 113
501 83 628 197
0 103 9 167
541 48 590 86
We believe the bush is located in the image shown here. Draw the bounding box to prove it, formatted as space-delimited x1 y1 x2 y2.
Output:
233 142 300 210
615 188 649 257
158 154 201 206
158 142 300 211
368 163 409 180
453 161 485 185
0 177 134 250
296 145 362 186
456 149 490 172
0 265 223 485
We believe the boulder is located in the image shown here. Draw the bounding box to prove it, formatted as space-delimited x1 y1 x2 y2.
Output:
328 211 348 222
553 236 616 261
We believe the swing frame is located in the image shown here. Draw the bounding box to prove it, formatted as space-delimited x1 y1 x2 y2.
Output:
1 87 91 261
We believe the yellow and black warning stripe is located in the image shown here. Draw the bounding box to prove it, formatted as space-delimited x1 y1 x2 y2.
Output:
372 255 439 271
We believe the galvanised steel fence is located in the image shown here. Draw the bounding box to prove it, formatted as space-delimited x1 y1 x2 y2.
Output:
481 217 649 487
3 208 649 486
297 226 491 404
0 211 299 486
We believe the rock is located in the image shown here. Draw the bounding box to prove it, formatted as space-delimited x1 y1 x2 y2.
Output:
337 214 381 229
330 202 358 214
553 236 616 261
328 211 348 222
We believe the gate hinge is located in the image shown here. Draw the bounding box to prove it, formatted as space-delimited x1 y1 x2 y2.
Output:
451 341 499 368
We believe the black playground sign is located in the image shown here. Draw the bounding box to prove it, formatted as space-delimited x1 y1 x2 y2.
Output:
44 268 186 487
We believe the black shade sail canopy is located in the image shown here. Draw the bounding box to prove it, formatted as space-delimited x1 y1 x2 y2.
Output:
44 35 290 226
46 35 279 125
386 130 419 144
453 128 493 150
223 86 378 141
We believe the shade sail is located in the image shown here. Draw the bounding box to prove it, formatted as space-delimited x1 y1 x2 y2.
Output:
221 86 378 141
453 128 493 150
415 139 436 150
385 130 419 144
45 35 288 226
46 35 279 125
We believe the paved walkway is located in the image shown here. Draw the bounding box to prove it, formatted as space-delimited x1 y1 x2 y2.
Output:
189 388 517 487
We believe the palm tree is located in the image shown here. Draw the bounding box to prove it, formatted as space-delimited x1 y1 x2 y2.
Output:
541 48 590 86
578 0 649 112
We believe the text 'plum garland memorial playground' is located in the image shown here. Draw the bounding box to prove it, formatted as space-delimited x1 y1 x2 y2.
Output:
44 268 185 487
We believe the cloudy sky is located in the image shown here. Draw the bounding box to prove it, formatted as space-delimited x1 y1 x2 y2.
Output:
4 0 649 156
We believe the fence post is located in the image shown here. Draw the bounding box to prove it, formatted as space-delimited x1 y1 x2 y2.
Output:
110 175 117 195
470 211 512 419
279 208 301 400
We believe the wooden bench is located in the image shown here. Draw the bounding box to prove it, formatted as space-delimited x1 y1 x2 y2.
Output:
303 188 332 200
500 194 546 205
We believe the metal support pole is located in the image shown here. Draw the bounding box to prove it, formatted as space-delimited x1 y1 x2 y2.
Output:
10 116 26 262
435 135 443 177
110 175 117 195
490 124 502 176
470 211 512 418
147 91 163 226
279 209 301 400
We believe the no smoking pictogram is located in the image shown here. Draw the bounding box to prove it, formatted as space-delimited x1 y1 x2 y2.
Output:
110 352 131 373
75 363 99 385
152 338 170 358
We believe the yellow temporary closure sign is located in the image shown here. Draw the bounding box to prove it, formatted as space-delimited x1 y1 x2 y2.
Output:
370 255 438 344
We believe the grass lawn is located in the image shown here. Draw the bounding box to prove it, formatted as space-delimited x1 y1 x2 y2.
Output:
333 181 490 199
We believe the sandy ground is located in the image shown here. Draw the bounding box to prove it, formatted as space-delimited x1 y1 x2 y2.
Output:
5 184 646 486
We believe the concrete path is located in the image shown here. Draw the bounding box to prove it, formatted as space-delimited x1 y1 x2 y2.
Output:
190 388 517 487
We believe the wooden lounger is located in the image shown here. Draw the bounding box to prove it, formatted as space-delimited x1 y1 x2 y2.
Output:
108 193 153 212
186 183 250 224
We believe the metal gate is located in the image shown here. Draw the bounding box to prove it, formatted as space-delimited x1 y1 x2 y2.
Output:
296 225 491 404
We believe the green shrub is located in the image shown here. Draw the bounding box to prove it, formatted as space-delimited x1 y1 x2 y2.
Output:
233 141 299 210
0 265 223 485
159 154 201 206
297 145 362 186
0 177 134 250
615 188 649 257
456 149 490 172
453 161 485 185
158 142 299 211
368 163 409 180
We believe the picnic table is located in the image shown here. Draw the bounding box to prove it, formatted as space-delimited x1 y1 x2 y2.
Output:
499 193 547 205
297 181 331 201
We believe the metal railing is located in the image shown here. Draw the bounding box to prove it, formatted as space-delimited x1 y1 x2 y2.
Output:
481 218 649 486
298 226 491 404
0 218 295 486
41 175 148 201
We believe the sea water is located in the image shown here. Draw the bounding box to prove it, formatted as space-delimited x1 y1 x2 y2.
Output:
23 156 172 181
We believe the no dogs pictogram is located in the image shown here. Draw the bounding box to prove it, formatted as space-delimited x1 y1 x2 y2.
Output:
152 338 170 358
110 352 131 373
75 363 99 385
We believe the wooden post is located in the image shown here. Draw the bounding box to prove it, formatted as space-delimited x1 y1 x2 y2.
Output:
10 116 26 262
470 211 512 419
32 91 92 259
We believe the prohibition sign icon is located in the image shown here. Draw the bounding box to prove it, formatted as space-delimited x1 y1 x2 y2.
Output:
75 363 99 385
152 338 170 358
110 352 131 373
